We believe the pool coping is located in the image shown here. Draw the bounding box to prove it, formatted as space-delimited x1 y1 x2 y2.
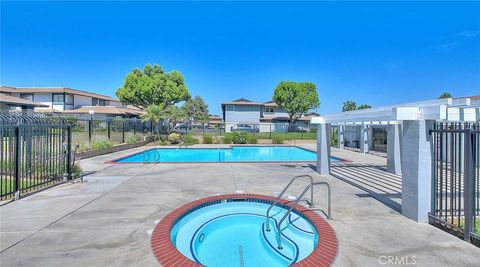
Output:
105 145 351 164
151 194 338 267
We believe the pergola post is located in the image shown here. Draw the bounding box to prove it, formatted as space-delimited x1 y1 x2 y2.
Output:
360 123 369 153
338 124 344 149
387 123 402 175
401 119 435 222
316 122 331 175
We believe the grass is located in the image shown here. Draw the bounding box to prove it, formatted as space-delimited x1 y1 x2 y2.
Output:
1 178 45 196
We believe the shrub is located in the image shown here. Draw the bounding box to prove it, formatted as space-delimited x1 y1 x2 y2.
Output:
247 136 258 144
213 136 222 144
183 134 198 145
159 140 168 146
90 138 113 150
223 136 232 144
272 136 284 144
232 131 248 144
203 135 213 144
71 163 83 179
126 136 138 144
168 133 181 144
309 127 317 133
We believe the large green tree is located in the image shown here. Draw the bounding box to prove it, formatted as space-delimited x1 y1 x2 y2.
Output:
183 96 209 125
273 81 320 124
116 64 191 109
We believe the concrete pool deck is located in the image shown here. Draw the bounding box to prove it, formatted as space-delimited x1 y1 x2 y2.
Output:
1 145 479 266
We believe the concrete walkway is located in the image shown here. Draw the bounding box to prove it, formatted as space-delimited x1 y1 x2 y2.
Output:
1 145 479 266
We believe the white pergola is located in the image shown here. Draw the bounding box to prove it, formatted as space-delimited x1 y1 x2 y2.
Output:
312 96 479 223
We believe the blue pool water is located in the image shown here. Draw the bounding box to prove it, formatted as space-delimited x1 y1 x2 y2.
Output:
170 201 318 267
115 146 337 163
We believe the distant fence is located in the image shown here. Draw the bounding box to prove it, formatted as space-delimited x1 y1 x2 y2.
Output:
176 122 318 140
69 117 154 147
430 122 479 244
0 113 72 200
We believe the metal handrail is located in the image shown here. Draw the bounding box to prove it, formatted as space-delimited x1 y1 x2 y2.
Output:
276 181 331 250
265 175 314 231
154 150 160 163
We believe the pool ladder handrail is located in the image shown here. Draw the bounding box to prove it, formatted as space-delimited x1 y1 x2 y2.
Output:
275 181 331 250
143 150 160 163
265 175 314 232
143 150 150 164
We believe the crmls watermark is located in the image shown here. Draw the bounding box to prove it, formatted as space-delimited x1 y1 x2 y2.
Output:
378 255 417 265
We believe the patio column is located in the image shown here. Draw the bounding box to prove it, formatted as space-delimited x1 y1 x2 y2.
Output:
316 122 331 175
360 123 369 153
338 124 344 149
401 119 434 222
387 123 402 175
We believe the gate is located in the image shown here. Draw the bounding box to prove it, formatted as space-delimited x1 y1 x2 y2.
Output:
430 122 479 244
0 113 72 200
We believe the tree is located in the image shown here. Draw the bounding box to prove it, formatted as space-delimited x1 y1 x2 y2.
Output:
163 105 187 133
182 96 209 126
342 100 357 111
357 104 372 110
273 81 320 125
141 104 164 138
439 92 452 99
116 64 191 109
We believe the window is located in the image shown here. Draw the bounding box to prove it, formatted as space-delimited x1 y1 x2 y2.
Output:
20 94 34 101
265 107 274 113
65 94 74 105
92 98 107 106
226 105 234 111
52 93 64 103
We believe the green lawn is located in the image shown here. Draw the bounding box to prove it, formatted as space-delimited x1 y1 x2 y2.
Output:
1 178 44 196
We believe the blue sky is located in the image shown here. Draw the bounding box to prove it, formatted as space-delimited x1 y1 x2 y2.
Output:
1 1 479 115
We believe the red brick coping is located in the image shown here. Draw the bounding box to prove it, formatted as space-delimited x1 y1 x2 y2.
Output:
151 194 338 267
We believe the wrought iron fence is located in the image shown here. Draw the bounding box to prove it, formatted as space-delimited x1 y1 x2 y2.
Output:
68 117 154 149
430 122 479 244
0 113 72 200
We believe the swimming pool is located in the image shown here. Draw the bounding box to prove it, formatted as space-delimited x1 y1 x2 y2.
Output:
151 194 338 267
113 146 340 163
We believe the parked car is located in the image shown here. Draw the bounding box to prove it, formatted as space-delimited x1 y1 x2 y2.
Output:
231 124 259 133
287 125 307 132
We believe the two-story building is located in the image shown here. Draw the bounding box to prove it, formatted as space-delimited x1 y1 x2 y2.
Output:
221 98 318 132
0 86 143 119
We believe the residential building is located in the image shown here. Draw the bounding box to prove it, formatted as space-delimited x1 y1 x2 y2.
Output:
0 85 142 119
221 98 318 132
0 93 49 115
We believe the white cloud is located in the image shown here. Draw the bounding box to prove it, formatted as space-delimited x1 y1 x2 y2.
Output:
458 30 480 38
435 41 460 51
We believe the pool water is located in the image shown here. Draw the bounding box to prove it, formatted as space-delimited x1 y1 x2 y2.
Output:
170 201 318 267
115 146 337 163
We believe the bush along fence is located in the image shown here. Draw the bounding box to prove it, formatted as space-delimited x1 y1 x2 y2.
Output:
176 122 319 141
68 116 154 152
430 122 479 245
0 113 73 200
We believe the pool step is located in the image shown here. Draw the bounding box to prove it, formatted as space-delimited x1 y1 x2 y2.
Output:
261 222 298 264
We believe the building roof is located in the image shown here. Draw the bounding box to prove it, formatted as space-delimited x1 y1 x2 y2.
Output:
0 94 49 108
61 106 145 116
221 98 264 106
0 86 120 102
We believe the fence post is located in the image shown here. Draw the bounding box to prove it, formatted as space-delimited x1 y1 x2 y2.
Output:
14 125 21 199
107 121 111 139
122 120 126 143
269 124 272 139
133 119 136 137
88 119 92 142
463 128 474 241
66 125 72 180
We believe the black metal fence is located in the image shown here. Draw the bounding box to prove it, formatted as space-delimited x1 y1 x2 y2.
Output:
68 117 154 150
175 122 318 140
430 122 479 244
0 113 72 200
